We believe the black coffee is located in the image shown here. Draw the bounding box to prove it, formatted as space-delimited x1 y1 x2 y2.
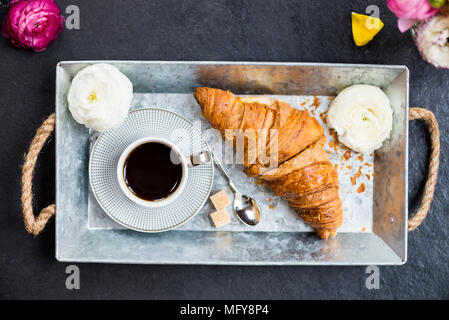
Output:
123 142 183 201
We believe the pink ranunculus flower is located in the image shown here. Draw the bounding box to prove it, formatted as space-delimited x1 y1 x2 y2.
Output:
2 0 65 52
387 0 440 33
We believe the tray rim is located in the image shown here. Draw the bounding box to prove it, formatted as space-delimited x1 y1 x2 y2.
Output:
57 59 410 72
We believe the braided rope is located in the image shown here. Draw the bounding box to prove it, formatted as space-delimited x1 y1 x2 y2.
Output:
20 108 440 235
21 113 56 235
408 107 440 231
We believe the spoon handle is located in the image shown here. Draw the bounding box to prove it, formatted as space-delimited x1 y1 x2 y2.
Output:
210 150 239 194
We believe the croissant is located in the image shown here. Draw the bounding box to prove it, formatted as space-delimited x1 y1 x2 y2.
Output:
194 87 343 239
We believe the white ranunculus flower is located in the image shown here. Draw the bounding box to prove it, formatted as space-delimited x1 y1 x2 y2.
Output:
415 8 449 69
327 84 392 154
67 63 133 132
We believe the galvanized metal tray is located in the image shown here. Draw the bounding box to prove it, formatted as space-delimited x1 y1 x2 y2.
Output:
55 61 408 265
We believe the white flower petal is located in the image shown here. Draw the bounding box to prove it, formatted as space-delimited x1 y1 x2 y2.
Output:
327 85 392 154
415 9 449 69
67 63 133 132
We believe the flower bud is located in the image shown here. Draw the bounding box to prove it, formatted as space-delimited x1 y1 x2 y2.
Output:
429 0 447 9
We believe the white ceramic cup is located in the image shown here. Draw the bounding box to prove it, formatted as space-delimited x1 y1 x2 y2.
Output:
117 137 189 208
117 137 211 207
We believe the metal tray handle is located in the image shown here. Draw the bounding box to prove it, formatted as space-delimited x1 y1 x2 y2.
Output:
20 109 440 235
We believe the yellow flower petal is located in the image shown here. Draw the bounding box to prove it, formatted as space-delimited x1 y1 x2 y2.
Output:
351 12 384 46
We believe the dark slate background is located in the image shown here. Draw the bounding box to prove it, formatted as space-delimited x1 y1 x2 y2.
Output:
0 0 448 299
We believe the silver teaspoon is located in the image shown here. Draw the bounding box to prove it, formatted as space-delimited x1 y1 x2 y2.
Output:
211 151 261 226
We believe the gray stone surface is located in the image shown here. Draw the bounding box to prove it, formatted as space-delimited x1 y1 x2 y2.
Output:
0 0 448 299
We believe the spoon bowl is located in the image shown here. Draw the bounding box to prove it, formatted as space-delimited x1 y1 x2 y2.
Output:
210 151 262 226
234 193 261 226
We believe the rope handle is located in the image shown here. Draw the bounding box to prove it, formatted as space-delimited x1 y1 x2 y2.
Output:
20 108 440 235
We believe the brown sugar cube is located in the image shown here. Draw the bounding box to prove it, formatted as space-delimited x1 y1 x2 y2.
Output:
210 209 231 228
210 190 230 210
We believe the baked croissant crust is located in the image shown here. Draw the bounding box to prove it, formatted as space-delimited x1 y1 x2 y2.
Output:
194 87 343 239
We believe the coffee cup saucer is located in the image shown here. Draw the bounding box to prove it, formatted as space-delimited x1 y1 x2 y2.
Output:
89 108 214 232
